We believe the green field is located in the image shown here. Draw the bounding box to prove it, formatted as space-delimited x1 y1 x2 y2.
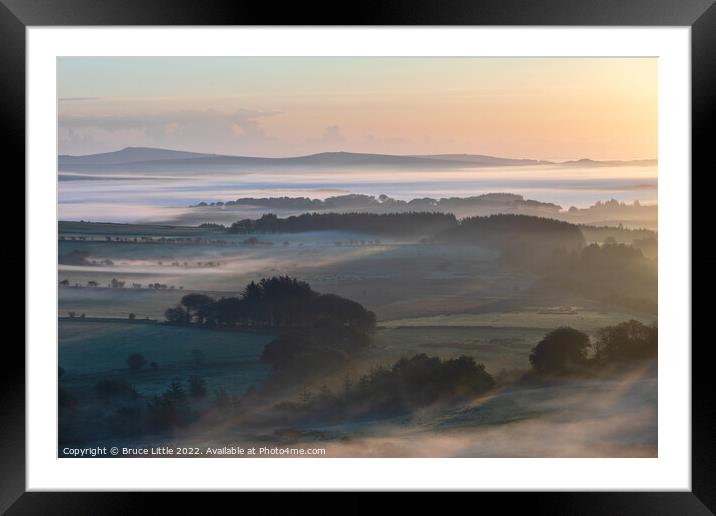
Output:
59 320 273 397
373 326 544 373
381 309 654 332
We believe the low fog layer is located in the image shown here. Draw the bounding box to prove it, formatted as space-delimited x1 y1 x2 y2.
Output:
58 210 657 458
58 161 658 229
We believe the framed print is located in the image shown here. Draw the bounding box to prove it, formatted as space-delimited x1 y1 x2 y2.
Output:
5 0 712 511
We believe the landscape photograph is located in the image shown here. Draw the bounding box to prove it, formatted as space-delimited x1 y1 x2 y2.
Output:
57 57 658 458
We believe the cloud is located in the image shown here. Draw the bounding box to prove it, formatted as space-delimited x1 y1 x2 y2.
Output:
58 108 281 155
320 125 345 144
59 97 103 102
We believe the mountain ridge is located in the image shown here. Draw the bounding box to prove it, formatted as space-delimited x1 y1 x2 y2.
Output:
58 146 657 172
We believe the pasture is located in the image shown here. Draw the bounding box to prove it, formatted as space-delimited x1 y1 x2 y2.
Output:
59 320 273 398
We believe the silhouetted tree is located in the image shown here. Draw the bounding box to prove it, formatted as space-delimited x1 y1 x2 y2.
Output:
95 378 138 401
594 320 657 362
172 276 375 332
127 352 147 371
188 376 207 398
344 354 494 412
180 293 214 323
228 211 457 236
165 305 189 323
529 327 591 375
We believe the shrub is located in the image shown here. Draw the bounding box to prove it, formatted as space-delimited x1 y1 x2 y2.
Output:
127 353 147 371
594 320 657 362
94 378 138 401
345 354 495 413
188 376 207 398
529 327 591 375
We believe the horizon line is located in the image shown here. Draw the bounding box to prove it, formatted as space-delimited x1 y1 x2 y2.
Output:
58 145 659 163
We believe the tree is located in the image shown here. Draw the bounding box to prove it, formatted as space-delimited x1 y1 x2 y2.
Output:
128 312 136 320
529 327 591 375
164 379 187 404
594 320 657 362
180 293 214 323
188 376 207 398
603 236 617 245
127 352 147 371
342 354 494 412
165 305 188 323
95 378 138 401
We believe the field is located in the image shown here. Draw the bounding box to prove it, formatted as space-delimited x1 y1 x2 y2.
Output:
382 309 653 331
59 320 273 398
57 220 658 456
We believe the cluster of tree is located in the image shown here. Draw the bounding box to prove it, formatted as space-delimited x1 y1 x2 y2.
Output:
575 242 646 269
579 225 656 246
593 319 658 363
194 193 562 216
570 198 647 212
88 376 223 435
143 377 216 430
80 373 234 437
279 354 495 418
164 278 376 379
261 318 372 376
228 212 458 236
165 277 376 333
61 234 230 245
433 214 585 268
345 354 495 412
528 320 657 376
438 213 584 248
560 200 657 229
224 213 587 263
534 243 657 312
198 222 226 229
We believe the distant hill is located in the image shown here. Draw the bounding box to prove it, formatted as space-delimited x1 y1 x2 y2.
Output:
58 147 217 165
58 147 655 174
558 158 657 167
417 154 547 166
58 149 520 173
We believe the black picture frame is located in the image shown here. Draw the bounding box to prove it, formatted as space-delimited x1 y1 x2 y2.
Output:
4 0 711 512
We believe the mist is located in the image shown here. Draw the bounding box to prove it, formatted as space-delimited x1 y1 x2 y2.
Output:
59 164 657 225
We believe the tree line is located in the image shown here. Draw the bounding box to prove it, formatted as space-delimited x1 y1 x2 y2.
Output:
228 211 457 236
164 276 377 377
226 212 586 250
529 320 657 376
165 276 376 334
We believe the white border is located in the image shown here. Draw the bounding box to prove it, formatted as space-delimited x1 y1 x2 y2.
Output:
27 27 691 491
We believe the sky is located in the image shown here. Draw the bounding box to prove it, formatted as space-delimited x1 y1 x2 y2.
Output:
57 57 657 160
